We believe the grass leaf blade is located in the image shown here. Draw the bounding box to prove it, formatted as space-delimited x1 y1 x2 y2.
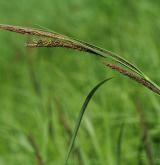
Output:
64 78 113 165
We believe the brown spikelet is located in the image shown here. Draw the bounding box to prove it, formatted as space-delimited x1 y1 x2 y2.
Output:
105 63 160 95
26 38 99 55
0 24 64 39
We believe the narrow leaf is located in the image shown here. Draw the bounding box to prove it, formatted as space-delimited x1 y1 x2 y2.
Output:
64 78 113 165
117 122 125 165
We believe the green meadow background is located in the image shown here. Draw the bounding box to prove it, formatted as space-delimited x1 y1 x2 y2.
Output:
0 0 160 164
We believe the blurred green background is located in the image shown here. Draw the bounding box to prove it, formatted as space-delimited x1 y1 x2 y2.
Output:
0 0 160 164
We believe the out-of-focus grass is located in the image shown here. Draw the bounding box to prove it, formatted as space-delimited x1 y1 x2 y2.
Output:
0 0 160 164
